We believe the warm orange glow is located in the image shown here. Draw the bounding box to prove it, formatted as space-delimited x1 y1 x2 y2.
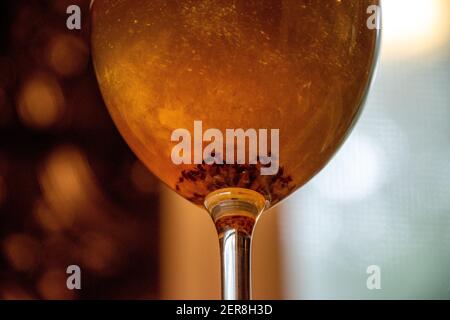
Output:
39 146 102 221
79 232 119 274
1 285 35 300
33 199 65 232
92 0 379 206
17 73 64 128
37 269 76 300
47 34 89 77
3 234 40 272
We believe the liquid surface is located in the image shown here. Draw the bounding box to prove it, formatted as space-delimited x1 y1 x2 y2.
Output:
92 0 379 206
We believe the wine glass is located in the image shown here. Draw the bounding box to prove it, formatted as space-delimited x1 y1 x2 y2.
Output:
91 0 380 300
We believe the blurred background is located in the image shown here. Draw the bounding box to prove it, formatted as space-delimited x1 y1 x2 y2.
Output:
0 0 449 299
281 0 450 299
0 0 160 299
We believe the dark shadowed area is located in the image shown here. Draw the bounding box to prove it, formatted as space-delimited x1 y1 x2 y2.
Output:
0 0 160 299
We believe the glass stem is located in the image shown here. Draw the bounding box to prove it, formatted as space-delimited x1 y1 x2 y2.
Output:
204 188 267 300
219 224 252 299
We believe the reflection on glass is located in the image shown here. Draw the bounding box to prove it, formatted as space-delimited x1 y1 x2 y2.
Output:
91 0 379 299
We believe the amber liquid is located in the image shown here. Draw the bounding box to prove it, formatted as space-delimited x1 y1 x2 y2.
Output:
91 0 378 206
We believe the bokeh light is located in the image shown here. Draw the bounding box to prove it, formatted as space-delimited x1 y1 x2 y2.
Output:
3 234 41 272
311 133 385 202
0 0 159 300
79 232 120 275
17 73 65 129
37 269 76 300
382 0 450 59
33 199 65 232
46 34 89 77
39 146 89 227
